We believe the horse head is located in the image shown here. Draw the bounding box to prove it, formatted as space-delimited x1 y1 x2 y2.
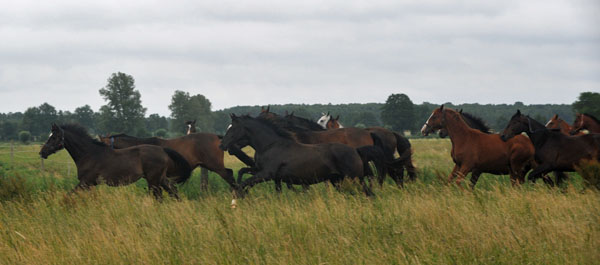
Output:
39 123 65 159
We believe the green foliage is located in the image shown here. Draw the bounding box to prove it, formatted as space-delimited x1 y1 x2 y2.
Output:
21 102 58 137
0 120 18 140
154 128 168 138
98 72 147 135
73 105 96 132
168 90 214 133
381 93 415 132
18 131 31 144
573 92 600 117
146 114 169 133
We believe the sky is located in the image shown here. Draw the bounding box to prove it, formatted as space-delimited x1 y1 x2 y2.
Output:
0 0 599 116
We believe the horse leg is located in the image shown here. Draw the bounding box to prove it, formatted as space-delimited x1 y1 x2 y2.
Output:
274 178 283 193
239 172 274 196
553 171 568 187
160 180 180 201
527 164 553 186
470 171 482 189
388 166 404 188
454 164 472 187
237 167 254 184
213 168 237 189
448 164 459 183
405 159 417 181
359 176 375 197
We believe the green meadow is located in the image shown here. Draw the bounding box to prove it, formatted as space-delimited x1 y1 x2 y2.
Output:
0 139 598 264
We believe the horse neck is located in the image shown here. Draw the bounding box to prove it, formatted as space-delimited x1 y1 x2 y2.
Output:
523 117 548 145
63 131 105 163
244 122 289 153
558 121 572 135
442 111 477 145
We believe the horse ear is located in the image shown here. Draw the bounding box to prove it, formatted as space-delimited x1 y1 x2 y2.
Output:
327 111 330 116
553 114 558 119
516 109 521 115
335 115 339 120
290 111 294 116
266 106 270 112
230 113 237 120
440 105 444 111
459 109 463 113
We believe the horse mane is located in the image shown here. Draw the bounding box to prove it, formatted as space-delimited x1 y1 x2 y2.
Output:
460 112 491 133
60 124 107 147
583 113 600 124
252 116 296 141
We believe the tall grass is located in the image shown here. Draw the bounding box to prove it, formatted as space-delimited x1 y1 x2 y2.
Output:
0 140 598 264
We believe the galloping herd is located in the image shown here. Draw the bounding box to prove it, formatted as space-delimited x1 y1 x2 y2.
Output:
39 105 600 203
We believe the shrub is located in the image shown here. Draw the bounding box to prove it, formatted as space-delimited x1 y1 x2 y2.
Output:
155 128 168 138
575 159 600 191
18 131 31 144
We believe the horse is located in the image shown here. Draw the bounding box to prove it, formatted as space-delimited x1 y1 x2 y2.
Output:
315 112 417 181
219 115 375 198
39 124 192 200
571 113 600 135
545 114 584 136
501 110 600 184
421 105 535 188
260 110 411 187
317 112 343 129
185 120 197 135
99 132 237 190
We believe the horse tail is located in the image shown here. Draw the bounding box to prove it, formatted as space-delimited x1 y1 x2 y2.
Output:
163 148 193 184
356 144 387 184
393 132 417 181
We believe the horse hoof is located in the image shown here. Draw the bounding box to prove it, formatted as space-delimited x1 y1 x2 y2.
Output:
231 199 238 209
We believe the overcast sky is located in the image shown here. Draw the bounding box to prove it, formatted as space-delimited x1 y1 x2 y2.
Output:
1 0 598 116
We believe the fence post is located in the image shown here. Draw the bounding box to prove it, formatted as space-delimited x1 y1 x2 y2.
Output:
10 140 14 166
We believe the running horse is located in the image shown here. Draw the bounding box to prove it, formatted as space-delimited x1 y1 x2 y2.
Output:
421 105 535 187
315 112 417 182
571 113 600 135
501 110 600 184
262 110 413 187
545 114 584 136
40 124 192 200
219 115 375 200
99 132 237 190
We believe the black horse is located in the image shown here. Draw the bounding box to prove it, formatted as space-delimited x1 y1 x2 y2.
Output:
500 110 600 184
219 115 375 198
40 124 192 200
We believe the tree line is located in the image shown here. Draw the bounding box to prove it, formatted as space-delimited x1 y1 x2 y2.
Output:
0 72 598 141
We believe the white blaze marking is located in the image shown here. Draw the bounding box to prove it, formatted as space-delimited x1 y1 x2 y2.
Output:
226 124 232 131
421 113 434 135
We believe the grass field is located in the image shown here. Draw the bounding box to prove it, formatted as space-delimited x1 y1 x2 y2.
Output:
0 139 598 264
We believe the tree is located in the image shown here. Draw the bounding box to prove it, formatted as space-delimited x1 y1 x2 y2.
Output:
73 105 96 132
573 92 600 117
0 121 18 140
381 94 415 132
98 72 147 134
146 114 169 133
21 103 58 138
168 91 214 134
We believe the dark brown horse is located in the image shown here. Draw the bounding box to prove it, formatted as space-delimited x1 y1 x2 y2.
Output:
219 115 374 200
421 105 535 187
501 110 600 183
315 112 417 181
571 113 600 135
40 124 192 200
99 133 237 189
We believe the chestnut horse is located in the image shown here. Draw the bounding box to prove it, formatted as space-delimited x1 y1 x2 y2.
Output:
421 105 535 187
571 113 600 135
502 110 600 184
545 114 583 136
99 133 237 190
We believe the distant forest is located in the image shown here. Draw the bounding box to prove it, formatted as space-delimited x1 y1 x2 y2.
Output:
0 72 596 142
